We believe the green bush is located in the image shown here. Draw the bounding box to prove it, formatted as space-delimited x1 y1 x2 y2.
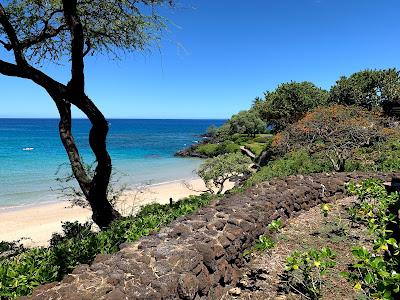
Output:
0 193 216 299
284 247 337 299
245 150 333 187
342 180 400 300
230 133 254 144
252 135 273 144
222 141 241 154
196 143 220 157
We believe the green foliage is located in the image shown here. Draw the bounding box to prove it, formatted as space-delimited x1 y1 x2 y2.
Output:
254 235 276 251
228 110 266 137
2 0 171 64
244 142 266 156
243 235 276 257
330 69 400 111
0 193 215 299
197 153 252 194
342 180 400 300
196 141 241 157
252 135 273 143
284 247 337 299
255 81 329 131
245 150 333 187
196 143 220 157
205 125 218 137
268 218 283 232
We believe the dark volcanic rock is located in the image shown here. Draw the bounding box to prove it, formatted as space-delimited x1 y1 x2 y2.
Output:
23 172 399 300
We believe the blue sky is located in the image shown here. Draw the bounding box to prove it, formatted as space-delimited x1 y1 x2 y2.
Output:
1 0 400 119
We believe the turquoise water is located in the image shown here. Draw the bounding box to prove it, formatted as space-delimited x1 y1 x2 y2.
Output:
0 119 225 208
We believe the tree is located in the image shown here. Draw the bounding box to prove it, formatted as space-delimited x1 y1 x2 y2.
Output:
229 110 266 137
0 0 171 228
330 69 400 111
197 153 252 194
255 81 329 131
272 105 394 172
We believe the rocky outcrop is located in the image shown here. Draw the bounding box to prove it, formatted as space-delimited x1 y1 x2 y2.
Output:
22 172 399 300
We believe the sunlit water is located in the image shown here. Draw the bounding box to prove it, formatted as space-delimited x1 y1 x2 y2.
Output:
0 119 225 208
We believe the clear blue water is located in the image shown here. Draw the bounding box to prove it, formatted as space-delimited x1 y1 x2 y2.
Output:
0 119 225 208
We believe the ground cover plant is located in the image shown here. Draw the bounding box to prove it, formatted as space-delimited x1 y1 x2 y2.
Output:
342 179 400 300
0 193 216 299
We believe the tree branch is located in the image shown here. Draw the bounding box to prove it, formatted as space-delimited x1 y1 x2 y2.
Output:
0 4 26 65
19 25 67 50
0 39 11 50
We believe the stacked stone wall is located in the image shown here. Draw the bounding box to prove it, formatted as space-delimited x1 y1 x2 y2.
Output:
23 172 398 300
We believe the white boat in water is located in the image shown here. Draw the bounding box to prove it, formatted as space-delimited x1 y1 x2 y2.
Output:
22 148 34 151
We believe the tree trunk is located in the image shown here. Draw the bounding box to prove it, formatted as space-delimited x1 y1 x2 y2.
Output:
54 94 120 229
85 104 121 229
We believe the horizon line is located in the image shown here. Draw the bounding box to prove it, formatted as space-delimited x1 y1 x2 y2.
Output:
0 117 228 120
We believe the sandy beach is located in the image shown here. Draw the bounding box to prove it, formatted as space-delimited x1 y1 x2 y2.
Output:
0 178 225 247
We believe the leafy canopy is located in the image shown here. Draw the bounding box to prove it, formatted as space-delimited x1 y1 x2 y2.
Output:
254 81 329 131
0 0 171 64
330 69 400 111
229 110 266 137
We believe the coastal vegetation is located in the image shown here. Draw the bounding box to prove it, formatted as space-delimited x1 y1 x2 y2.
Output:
1 68 400 299
0 0 173 228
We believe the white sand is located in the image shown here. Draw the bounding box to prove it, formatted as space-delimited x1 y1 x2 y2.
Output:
0 178 231 247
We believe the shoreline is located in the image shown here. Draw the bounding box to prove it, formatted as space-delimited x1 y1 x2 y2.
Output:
0 176 201 214
0 177 224 248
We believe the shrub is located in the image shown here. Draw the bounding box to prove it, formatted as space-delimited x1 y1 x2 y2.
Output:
245 150 333 187
222 141 241 154
273 105 393 172
252 135 273 143
196 143 220 157
284 247 337 299
342 180 400 300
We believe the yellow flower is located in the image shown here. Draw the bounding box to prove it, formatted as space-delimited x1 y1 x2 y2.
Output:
380 244 388 251
354 282 362 290
314 261 321 267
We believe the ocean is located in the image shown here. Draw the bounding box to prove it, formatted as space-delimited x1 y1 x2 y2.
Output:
0 119 225 208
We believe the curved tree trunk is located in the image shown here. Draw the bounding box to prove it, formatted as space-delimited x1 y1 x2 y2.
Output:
55 96 120 229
